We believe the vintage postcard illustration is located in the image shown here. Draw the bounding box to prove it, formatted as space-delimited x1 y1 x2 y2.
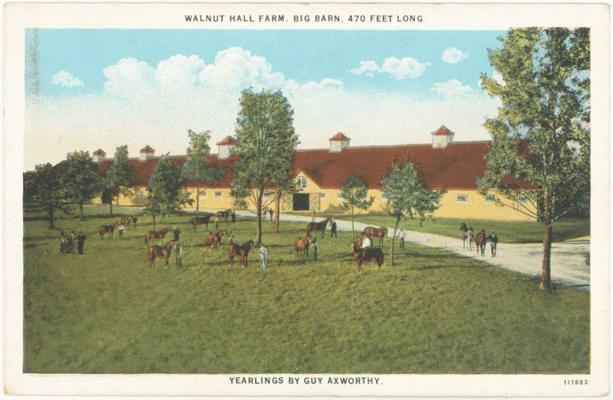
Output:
3 2 610 397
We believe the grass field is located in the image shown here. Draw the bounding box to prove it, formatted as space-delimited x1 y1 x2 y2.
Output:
24 208 589 374
312 214 590 243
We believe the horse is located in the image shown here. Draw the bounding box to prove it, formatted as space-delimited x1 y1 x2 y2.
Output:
191 213 213 229
228 240 254 267
215 210 234 223
99 224 116 240
120 216 138 230
306 217 331 238
475 230 487 256
204 230 228 249
145 227 170 246
362 226 387 247
59 233 73 253
294 236 311 259
460 223 475 250
146 241 175 268
352 235 384 271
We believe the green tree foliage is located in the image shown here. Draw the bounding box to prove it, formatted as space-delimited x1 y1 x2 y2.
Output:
63 151 101 220
480 28 590 291
231 89 299 245
381 162 443 265
102 145 135 216
23 163 72 229
339 174 374 239
146 155 190 228
184 129 212 211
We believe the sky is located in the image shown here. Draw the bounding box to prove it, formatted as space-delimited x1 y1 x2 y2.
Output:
25 29 505 169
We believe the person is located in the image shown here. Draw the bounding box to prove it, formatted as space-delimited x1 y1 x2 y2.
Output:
399 229 406 249
330 220 337 238
268 209 274 222
77 232 87 255
259 244 268 273
487 231 498 257
311 237 318 260
227 230 235 246
175 241 184 268
173 226 181 242
118 223 126 240
361 234 372 258
59 230 66 253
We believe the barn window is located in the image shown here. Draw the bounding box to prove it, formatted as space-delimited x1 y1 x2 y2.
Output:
215 191 222 198
200 191 206 197
485 194 496 203
517 195 528 205
297 177 308 189
456 194 468 203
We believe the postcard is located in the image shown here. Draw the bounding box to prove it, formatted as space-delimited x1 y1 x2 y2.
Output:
3 1 610 397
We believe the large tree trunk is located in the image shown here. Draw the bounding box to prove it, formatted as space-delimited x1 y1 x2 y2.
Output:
196 187 200 211
109 201 113 216
539 223 553 291
256 188 264 245
79 202 84 220
391 216 400 266
48 205 54 229
274 190 281 233
351 207 355 239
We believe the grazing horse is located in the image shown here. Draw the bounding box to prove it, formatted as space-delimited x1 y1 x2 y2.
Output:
460 223 475 250
145 227 170 246
146 241 175 268
294 236 311 259
475 230 487 256
352 235 384 271
99 224 116 240
191 214 213 229
228 240 254 267
204 230 228 249
306 217 331 238
362 226 387 247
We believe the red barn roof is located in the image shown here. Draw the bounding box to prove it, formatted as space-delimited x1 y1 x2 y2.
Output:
216 136 238 146
329 132 350 142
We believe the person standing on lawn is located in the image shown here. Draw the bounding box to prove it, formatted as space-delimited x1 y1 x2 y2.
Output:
118 223 126 240
173 226 181 242
399 229 406 249
175 240 184 268
77 232 87 255
259 244 268 273
330 220 337 238
311 237 319 260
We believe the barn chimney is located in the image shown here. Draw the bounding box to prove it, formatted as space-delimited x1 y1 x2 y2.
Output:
329 132 350 153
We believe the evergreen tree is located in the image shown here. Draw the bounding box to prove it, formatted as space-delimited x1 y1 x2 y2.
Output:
231 89 298 245
381 162 443 265
23 163 72 229
102 145 135 216
480 28 590 291
63 151 101 220
146 155 190 228
339 174 374 239
184 129 211 211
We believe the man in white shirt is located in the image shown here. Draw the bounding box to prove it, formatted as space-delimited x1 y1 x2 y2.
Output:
361 234 372 258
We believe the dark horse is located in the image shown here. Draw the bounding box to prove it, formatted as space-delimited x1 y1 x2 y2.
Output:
191 213 213 229
228 240 255 267
146 241 175 268
306 217 331 238
294 236 311 259
145 227 170 246
352 235 384 271
362 226 387 247
475 230 487 256
99 223 116 240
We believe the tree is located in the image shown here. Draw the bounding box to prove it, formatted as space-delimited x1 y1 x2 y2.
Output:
381 162 443 265
183 129 211 211
480 28 590 291
23 163 72 229
231 89 299 245
146 155 190 228
63 151 101 220
102 145 135 216
272 174 299 233
339 174 374 239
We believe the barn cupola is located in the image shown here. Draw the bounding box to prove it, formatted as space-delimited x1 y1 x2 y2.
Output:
216 136 238 160
139 145 155 161
329 132 350 153
92 148 106 163
431 125 455 149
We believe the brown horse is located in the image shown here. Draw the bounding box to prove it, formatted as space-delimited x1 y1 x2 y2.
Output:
59 233 73 253
145 227 170 246
119 216 138 230
352 235 384 271
99 223 116 240
460 223 475 250
306 217 331 238
215 210 234 222
294 236 311 259
362 226 387 247
191 213 213 229
204 230 228 249
475 230 487 256
146 241 175 268
228 240 255 267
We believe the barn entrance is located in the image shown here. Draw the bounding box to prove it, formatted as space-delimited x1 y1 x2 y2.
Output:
292 193 310 211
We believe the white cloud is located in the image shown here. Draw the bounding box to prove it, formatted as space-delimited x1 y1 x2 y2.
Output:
26 49 498 169
351 56 430 80
432 79 474 97
51 70 84 88
441 47 469 64
492 70 505 86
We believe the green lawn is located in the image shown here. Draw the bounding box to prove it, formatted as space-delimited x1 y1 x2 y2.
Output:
24 208 589 374
316 214 590 243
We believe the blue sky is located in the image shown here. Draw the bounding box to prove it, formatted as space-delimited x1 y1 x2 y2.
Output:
25 29 505 168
